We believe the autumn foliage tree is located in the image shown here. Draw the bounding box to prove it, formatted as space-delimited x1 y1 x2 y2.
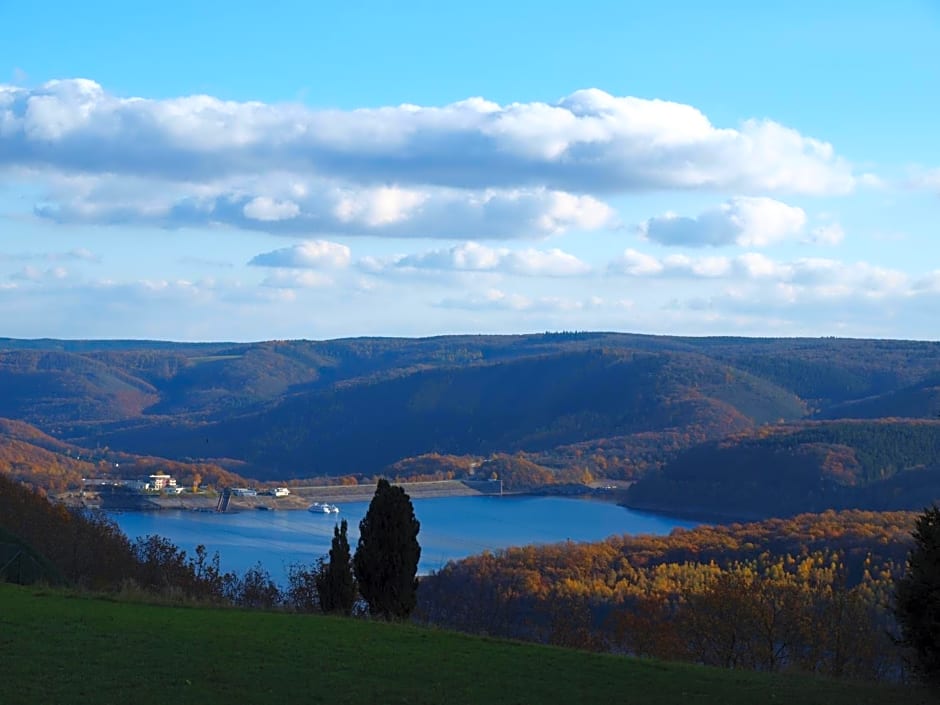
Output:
416 511 912 680
354 479 421 620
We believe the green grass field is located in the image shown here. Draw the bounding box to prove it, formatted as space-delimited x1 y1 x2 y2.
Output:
1 584 935 705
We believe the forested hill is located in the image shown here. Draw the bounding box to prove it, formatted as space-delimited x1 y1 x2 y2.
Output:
626 420 940 518
75 348 804 477
2 333 940 487
0 418 247 492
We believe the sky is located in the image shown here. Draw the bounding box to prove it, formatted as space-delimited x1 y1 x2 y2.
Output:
1 0 939 342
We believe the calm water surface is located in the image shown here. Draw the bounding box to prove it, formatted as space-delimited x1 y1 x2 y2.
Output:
111 495 700 585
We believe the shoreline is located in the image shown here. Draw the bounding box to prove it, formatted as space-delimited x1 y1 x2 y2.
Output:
73 480 643 514
618 500 760 525
76 479 505 513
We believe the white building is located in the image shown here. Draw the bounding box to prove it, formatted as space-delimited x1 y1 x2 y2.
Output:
148 474 175 491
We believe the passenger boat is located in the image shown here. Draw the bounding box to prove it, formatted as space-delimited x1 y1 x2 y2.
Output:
308 502 340 514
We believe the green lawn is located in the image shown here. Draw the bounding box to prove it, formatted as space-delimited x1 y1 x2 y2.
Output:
0 584 934 705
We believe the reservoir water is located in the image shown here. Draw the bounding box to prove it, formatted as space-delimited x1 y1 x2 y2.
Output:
111 495 700 586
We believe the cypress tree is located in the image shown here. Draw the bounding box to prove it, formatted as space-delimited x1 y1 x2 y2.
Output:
895 504 940 683
353 479 421 619
316 519 356 615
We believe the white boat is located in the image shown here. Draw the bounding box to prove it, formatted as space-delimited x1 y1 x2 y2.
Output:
308 502 340 514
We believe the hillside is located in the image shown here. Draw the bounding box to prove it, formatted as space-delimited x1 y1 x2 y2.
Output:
0 418 247 492
70 348 805 478
817 376 940 420
0 584 931 705
697 337 940 410
0 418 99 490
3 333 940 486
0 350 159 424
626 420 940 518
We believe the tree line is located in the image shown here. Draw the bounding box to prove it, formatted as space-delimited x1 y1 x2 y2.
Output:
415 510 920 681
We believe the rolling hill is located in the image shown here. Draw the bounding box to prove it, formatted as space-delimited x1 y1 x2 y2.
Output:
3 333 940 494
63 348 807 477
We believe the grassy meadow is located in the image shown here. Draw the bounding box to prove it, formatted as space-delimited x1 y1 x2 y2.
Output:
0 583 935 705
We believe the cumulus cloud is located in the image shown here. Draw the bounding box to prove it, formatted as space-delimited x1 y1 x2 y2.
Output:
333 186 428 227
34 175 617 239
249 240 351 269
609 248 909 299
612 249 665 276
638 197 808 247
243 197 301 222
1 80 857 236
381 241 591 277
0 81 854 194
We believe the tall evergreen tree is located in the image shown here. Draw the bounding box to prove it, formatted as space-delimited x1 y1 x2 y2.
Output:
316 519 356 615
895 504 940 684
353 479 421 620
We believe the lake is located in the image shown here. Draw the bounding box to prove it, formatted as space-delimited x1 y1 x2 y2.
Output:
111 495 700 586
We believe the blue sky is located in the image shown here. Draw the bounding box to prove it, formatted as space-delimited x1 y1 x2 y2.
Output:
1 0 939 341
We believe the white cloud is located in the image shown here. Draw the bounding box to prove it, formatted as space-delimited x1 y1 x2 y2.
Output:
334 186 427 227
534 191 617 233
507 248 592 276
260 270 333 289
243 197 301 222
639 197 807 247
734 252 783 278
33 175 617 240
609 248 910 300
609 249 664 276
386 241 591 277
249 240 351 269
662 253 732 277
2 80 856 237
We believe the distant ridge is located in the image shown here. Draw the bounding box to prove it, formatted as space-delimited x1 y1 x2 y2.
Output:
2 333 940 515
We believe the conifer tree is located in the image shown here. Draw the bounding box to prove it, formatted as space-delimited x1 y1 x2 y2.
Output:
353 479 421 619
895 504 940 683
316 519 356 615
